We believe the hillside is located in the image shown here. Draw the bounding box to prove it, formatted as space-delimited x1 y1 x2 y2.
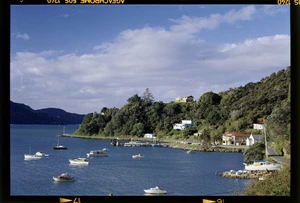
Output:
10 101 85 124
74 67 290 147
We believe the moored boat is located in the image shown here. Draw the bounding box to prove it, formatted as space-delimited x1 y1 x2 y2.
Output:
144 186 167 194
53 173 75 182
243 160 281 171
69 158 89 165
186 150 195 154
24 147 42 160
86 148 108 157
132 154 144 159
35 151 49 157
24 154 42 160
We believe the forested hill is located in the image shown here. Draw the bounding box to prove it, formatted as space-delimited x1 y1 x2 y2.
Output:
10 101 85 124
75 67 290 144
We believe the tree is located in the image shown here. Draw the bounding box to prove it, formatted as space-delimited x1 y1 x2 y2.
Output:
141 88 155 104
243 142 265 164
200 128 211 145
127 94 142 104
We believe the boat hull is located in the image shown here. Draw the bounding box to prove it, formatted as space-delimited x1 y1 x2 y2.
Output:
244 161 281 171
144 189 167 194
69 159 89 165
53 145 67 150
132 154 144 159
53 176 75 182
24 154 42 160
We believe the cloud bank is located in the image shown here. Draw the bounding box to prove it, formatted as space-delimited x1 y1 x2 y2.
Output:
10 6 290 114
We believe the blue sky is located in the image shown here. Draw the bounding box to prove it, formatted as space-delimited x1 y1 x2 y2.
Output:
10 5 290 114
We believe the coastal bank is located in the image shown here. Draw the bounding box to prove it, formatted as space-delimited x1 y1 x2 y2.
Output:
62 133 246 153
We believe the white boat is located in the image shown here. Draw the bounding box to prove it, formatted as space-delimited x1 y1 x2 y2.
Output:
24 147 42 160
144 186 167 194
24 154 42 160
86 148 108 157
132 154 144 159
53 173 75 182
69 158 89 165
35 151 49 157
187 150 195 154
243 160 281 171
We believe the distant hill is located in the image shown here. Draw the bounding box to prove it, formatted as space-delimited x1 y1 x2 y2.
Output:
10 101 85 124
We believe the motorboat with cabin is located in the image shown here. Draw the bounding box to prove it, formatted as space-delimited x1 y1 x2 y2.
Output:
144 186 167 194
53 173 75 182
86 148 108 157
69 158 89 165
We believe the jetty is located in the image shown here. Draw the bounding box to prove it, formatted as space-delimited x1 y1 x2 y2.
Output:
216 169 273 180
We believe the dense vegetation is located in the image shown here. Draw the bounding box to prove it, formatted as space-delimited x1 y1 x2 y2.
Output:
75 67 290 149
241 164 290 196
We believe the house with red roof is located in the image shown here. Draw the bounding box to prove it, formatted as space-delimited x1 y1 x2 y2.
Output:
222 132 251 146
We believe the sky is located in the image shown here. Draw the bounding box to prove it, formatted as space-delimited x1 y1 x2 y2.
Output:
10 5 290 115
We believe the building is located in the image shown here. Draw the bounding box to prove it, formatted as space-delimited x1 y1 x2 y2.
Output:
246 134 264 146
253 124 264 130
173 120 194 130
144 133 155 139
222 132 251 146
175 96 194 103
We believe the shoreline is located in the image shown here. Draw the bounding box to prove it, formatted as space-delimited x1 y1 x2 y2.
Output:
62 133 246 153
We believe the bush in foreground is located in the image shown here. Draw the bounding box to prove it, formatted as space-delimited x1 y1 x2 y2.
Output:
242 164 290 196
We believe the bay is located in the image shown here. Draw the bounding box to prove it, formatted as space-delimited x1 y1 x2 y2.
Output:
10 124 252 196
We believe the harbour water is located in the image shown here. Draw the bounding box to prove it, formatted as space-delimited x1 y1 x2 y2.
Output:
10 124 252 196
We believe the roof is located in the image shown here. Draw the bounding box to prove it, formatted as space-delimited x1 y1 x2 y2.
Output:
224 132 251 137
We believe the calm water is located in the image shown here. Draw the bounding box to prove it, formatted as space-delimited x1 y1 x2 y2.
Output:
10 125 251 196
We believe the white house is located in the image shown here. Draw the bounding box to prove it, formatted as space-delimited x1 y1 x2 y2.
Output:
246 134 264 146
222 132 251 146
175 96 194 103
173 120 194 130
144 133 155 139
253 124 264 130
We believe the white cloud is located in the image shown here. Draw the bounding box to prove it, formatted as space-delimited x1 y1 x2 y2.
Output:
10 6 290 114
169 5 256 34
262 5 288 16
15 33 30 40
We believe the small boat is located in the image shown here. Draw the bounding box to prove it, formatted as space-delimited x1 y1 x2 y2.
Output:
53 128 67 150
144 186 167 194
24 147 42 160
53 145 67 150
35 151 49 157
132 154 144 159
243 160 281 171
53 173 75 182
87 148 108 157
69 158 89 165
186 150 195 154
24 154 42 160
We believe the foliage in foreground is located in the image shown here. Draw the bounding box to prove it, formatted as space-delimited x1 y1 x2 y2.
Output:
242 164 290 196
